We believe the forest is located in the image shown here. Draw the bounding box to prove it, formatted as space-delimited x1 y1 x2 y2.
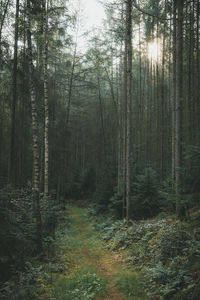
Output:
0 0 200 299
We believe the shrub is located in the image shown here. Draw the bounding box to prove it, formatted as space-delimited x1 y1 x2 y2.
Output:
108 189 123 218
132 167 161 219
145 259 193 299
159 223 193 263
93 166 115 213
0 187 36 281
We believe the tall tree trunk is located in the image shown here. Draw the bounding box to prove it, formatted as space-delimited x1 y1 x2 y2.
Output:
27 0 42 251
125 0 132 221
118 43 123 195
122 31 127 219
97 76 106 161
172 0 176 190
197 0 200 133
9 0 19 185
66 44 76 125
43 0 49 201
122 4 127 219
161 23 166 180
174 0 184 215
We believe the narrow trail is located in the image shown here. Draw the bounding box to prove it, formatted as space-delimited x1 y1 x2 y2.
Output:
69 206 127 300
43 206 146 300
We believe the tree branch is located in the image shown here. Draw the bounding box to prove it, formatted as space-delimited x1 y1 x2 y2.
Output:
132 0 173 21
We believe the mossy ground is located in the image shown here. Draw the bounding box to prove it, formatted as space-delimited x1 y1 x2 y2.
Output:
41 206 147 300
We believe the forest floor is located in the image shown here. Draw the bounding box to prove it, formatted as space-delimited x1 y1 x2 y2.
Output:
42 206 147 300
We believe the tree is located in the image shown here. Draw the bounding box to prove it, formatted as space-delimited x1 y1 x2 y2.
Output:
9 0 19 185
43 0 49 202
174 0 184 215
125 0 132 221
27 0 42 251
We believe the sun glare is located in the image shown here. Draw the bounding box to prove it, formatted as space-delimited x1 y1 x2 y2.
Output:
147 39 162 63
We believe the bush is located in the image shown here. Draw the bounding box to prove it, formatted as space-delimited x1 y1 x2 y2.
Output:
132 167 162 219
0 186 64 286
159 223 193 263
0 186 36 281
108 189 123 218
145 259 193 299
93 166 115 213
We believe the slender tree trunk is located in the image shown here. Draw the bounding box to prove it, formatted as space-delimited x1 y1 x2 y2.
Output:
174 0 184 215
118 43 123 195
66 46 76 125
9 0 19 185
43 0 49 201
125 0 132 221
187 0 192 145
122 39 127 219
97 76 106 161
27 0 42 251
161 23 166 180
197 0 200 133
172 0 176 189
138 19 142 170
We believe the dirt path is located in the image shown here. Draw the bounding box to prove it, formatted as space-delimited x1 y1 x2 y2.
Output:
41 206 147 300
69 206 127 300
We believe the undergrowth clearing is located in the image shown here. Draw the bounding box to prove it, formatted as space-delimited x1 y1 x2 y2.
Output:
2 204 199 299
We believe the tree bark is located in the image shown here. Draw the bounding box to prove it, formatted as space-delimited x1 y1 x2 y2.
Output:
161 22 166 180
174 0 184 215
125 0 132 221
9 0 19 185
172 0 176 190
43 0 49 202
27 0 42 251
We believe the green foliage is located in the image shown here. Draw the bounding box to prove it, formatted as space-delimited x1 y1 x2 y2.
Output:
52 270 107 300
182 145 200 200
0 262 43 300
158 177 176 213
159 223 193 263
116 273 145 298
108 189 123 218
65 167 96 199
145 259 193 298
132 167 162 218
0 186 66 299
92 207 200 300
93 166 115 213
42 195 63 239
0 186 36 281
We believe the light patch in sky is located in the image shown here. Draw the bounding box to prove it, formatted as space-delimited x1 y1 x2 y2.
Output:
82 0 106 31
73 0 107 53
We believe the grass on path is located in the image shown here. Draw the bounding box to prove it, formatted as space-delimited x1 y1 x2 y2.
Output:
42 206 147 300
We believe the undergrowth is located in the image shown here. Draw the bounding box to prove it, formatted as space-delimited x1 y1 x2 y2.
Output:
115 272 145 299
89 204 200 299
51 267 107 300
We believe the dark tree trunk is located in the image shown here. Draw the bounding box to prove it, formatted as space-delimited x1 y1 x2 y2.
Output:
9 0 19 185
174 0 184 216
43 0 49 202
125 0 132 221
